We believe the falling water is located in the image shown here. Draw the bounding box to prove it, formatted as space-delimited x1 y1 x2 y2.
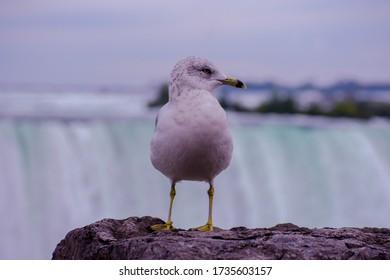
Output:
1 92 390 259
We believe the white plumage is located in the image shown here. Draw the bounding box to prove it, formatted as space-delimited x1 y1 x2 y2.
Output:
150 56 245 230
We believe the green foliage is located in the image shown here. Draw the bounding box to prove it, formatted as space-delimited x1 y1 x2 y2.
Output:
250 90 390 119
148 83 169 107
256 93 298 114
368 102 390 117
325 101 390 119
305 104 324 116
328 101 360 118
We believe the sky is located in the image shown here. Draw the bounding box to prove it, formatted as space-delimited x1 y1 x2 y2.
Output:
1 0 390 87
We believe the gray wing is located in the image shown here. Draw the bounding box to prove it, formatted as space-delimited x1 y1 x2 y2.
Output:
154 114 158 131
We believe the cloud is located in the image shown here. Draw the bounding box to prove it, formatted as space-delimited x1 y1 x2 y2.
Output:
1 0 390 85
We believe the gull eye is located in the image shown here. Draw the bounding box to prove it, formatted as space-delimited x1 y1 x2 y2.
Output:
201 67 212 75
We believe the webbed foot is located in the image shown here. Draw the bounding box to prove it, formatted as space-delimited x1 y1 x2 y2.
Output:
151 221 175 230
192 223 213 231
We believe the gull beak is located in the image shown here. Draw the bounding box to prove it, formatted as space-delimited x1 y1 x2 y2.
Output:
219 76 246 89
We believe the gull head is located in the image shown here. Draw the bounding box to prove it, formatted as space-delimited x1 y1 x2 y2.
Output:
169 56 246 99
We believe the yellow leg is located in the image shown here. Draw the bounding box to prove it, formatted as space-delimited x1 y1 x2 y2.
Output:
193 184 214 231
151 183 176 230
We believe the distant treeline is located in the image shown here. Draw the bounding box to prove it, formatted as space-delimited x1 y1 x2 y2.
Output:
149 83 390 119
223 94 390 119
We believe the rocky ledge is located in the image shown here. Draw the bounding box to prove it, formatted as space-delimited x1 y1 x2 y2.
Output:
52 216 390 260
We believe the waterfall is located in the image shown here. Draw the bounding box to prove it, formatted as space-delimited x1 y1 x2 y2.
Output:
1 93 390 259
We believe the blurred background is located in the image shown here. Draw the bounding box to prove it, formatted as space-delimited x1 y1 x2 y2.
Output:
1 0 390 259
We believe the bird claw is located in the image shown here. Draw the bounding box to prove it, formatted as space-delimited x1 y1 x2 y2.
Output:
191 223 213 231
150 222 175 230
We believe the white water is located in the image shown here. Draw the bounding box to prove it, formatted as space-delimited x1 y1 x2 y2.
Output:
1 92 390 259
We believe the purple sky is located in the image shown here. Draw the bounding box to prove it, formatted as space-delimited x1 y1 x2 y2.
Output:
1 0 390 86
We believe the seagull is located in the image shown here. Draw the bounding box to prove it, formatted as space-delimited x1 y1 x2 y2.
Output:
150 56 246 231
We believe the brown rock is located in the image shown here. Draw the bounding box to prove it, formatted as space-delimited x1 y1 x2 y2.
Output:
52 216 390 260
